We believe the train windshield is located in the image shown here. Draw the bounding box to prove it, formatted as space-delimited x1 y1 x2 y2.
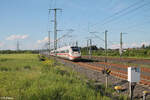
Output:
71 47 80 52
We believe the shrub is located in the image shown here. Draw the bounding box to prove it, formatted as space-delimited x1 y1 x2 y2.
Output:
24 65 31 70
0 59 8 62
38 55 46 61
0 67 11 71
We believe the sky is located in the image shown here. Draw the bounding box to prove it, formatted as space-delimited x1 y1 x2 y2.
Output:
0 0 150 50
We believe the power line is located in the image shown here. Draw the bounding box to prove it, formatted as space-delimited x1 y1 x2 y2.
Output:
91 0 145 28
77 0 147 39
91 32 116 46
90 0 150 33
101 1 150 26
92 33 105 42
124 20 150 31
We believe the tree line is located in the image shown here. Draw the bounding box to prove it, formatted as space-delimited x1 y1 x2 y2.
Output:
81 45 150 57
0 50 39 54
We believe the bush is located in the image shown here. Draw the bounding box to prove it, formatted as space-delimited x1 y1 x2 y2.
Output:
24 65 31 70
147 50 150 56
0 67 11 71
38 55 46 61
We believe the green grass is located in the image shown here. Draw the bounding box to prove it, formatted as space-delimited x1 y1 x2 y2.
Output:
0 54 128 100
102 56 150 60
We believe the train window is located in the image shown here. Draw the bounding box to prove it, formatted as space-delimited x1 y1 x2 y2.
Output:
71 47 80 52
61 50 65 53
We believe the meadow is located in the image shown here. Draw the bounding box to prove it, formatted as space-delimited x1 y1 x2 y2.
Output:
0 54 127 100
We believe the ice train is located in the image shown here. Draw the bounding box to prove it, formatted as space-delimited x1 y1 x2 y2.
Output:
50 46 81 61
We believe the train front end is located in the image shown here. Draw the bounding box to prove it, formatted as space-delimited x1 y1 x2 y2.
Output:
69 46 81 61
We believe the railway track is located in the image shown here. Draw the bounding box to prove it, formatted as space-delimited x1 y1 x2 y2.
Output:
83 61 150 86
45 54 150 86
44 54 150 99
54 57 150 99
82 56 150 65
82 56 150 85
59 58 150 86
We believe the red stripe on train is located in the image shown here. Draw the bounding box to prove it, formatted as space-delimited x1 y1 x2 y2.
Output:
56 53 81 59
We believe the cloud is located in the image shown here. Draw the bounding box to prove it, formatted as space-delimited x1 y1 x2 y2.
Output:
6 34 29 40
130 42 150 48
109 43 129 49
37 37 48 44
37 37 54 44
110 41 150 49
131 43 139 48
110 44 120 49
0 42 4 47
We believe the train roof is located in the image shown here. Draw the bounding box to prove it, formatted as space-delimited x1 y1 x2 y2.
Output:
50 46 80 52
57 46 78 50
51 46 78 51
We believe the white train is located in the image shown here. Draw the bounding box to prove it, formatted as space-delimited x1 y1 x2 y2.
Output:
50 46 81 61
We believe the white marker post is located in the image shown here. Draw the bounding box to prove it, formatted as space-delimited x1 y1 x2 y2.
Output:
128 67 140 100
